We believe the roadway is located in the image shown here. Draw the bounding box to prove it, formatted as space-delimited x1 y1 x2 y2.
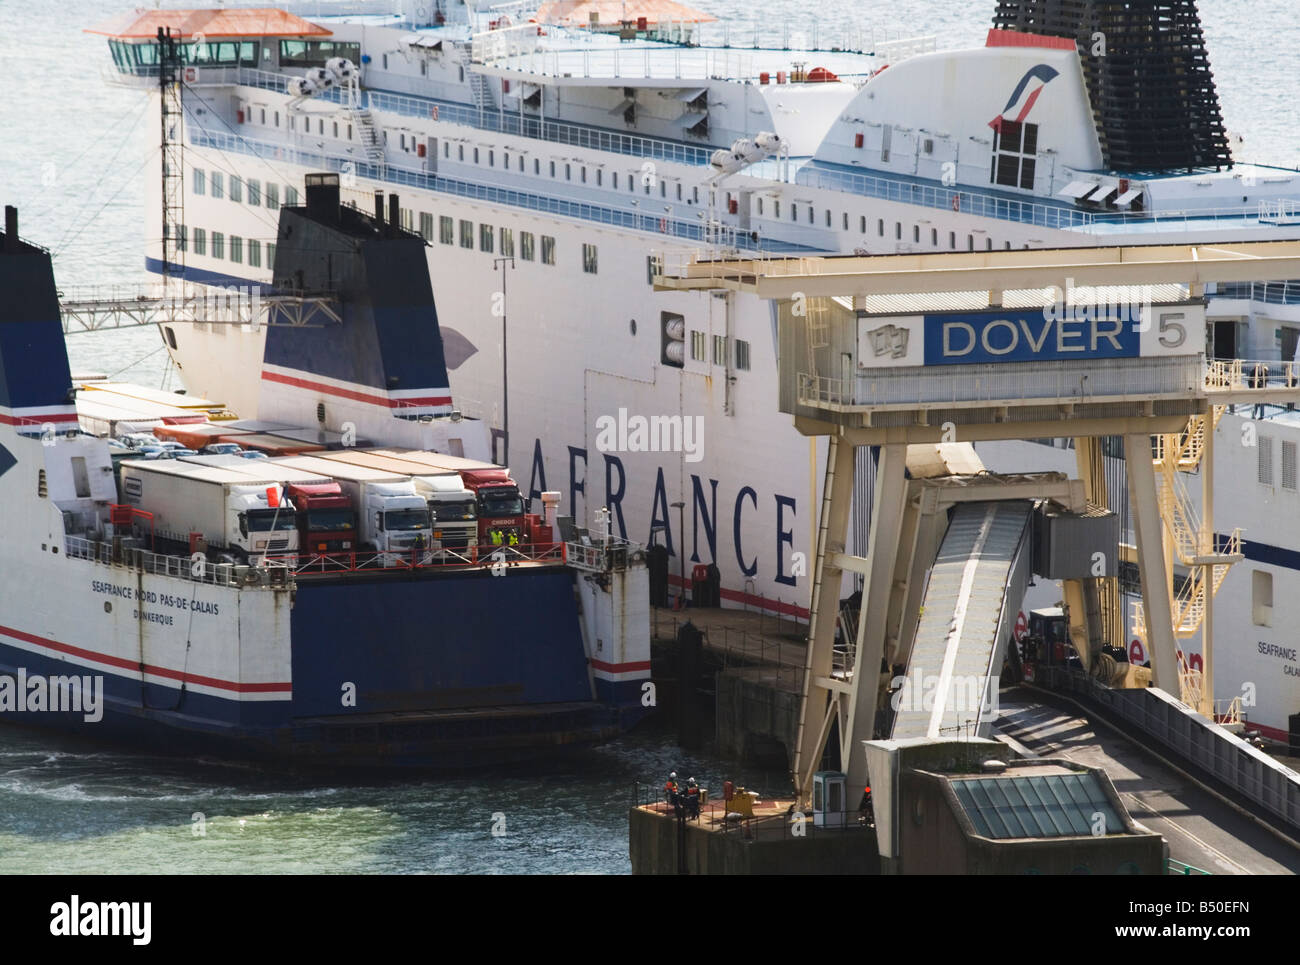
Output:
995 688 1300 875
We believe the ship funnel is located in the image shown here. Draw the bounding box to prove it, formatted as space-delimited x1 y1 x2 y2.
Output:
991 0 1231 172
374 189 386 224
388 193 400 231
304 172 340 224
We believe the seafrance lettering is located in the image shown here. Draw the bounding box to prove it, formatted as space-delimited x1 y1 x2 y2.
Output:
531 437 801 592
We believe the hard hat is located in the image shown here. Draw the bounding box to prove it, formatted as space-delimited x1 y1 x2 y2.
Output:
669 771 677 780
688 777 697 787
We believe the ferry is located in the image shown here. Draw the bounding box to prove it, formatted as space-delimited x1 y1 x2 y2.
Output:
0 196 651 767
89 0 1300 741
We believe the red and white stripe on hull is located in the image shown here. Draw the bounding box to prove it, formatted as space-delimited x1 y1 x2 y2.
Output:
260 364 453 416
0 623 292 702
0 404 79 428
589 658 652 683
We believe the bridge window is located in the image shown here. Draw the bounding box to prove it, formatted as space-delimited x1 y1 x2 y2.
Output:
991 120 1038 190
1253 570 1273 627
419 212 434 242
193 228 206 255
193 168 205 196
582 243 598 274
459 219 474 249
248 239 261 268
265 183 279 210
229 236 242 264
211 232 224 259
521 232 536 261
480 224 494 253
285 185 299 206
541 235 556 265
440 216 454 244
210 172 223 200
500 227 514 257
229 176 243 204
278 40 361 68
247 179 261 206
712 335 726 365
735 339 751 371
266 242 275 266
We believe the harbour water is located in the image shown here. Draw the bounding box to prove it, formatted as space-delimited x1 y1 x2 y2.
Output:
2 0 1298 873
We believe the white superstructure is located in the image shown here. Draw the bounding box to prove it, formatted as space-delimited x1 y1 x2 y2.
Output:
92 1 1300 739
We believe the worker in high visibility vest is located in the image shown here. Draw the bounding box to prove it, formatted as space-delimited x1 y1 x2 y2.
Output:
507 531 519 547
489 529 503 546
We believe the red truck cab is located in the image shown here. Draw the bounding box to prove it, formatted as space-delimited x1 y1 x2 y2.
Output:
459 469 528 545
286 482 357 553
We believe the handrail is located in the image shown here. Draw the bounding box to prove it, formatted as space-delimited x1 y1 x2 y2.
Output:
230 66 718 167
188 129 820 254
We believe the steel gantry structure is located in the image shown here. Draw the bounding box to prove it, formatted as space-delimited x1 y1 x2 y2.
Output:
658 239 1300 804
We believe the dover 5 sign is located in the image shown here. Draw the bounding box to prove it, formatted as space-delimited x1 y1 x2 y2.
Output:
857 303 1206 368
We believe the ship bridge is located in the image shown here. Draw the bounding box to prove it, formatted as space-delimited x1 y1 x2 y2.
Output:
658 239 1300 812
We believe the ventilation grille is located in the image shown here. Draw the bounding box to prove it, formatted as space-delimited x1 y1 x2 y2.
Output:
991 0 1233 172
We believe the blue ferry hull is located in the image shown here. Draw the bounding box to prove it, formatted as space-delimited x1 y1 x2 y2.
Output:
0 568 648 769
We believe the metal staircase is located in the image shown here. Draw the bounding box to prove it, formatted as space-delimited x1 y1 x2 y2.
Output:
352 109 387 168
890 500 1033 740
462 43 495 113
1132 407 1243 714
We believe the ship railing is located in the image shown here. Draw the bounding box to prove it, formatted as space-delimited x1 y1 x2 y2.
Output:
229 66 716 167
565 535 644 573
63 535 248 588
261 541 569 576
1215 281 1300 305
474 43 760 83
798 164 1285 234
1205 358 1300 392
191 130 810 254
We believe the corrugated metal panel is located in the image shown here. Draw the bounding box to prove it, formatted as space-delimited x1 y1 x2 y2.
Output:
951 772 1122 839
859 284 1189 317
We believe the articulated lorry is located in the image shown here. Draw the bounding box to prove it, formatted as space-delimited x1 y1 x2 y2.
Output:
363 449 537 547
118 459 299 561
182 454 358 555
275 455 431 565
316 450 478 554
